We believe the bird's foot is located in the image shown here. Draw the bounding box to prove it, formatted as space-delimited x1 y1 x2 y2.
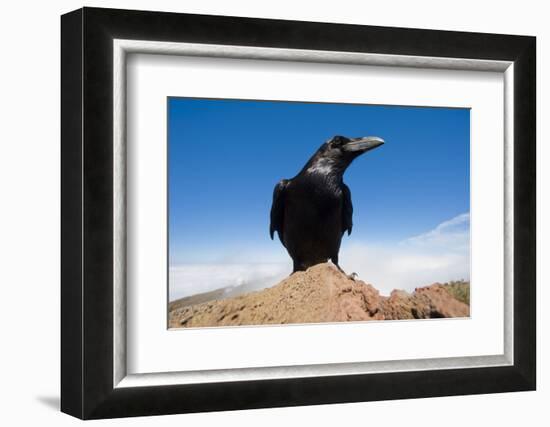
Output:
333 263 358 281
347 272 358 281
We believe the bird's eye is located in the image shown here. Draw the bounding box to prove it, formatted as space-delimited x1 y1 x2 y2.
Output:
331 136 344 147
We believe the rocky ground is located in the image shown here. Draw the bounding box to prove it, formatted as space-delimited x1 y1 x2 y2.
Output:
169 263 470 328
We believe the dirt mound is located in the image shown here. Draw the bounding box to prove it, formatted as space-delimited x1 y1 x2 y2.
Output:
169 263 469 328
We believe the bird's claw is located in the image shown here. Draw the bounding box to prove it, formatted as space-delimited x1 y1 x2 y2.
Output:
347 272 358 281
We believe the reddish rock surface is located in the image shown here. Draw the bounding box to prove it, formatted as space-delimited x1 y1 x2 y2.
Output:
169 263 470 328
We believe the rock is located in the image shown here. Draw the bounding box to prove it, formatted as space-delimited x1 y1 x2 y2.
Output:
168 263 470 328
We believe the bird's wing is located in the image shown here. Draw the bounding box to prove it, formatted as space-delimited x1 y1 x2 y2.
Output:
342 183 353 235
270 179 289 242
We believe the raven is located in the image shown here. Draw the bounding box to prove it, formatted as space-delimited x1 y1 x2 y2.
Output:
270 135 384 273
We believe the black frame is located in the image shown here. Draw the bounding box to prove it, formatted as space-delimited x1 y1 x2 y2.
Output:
61 7 536 419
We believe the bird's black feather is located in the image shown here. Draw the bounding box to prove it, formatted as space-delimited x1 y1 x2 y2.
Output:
342 183 353 235
269 179 288 243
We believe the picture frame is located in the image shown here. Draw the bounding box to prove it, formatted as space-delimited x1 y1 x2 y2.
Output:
61 7 536 419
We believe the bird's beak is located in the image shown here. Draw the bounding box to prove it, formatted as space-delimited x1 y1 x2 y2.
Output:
343 136 385 153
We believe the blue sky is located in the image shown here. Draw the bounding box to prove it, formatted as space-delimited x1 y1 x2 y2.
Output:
168 97 470 298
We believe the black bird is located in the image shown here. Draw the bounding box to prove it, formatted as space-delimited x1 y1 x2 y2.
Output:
270 135 384 273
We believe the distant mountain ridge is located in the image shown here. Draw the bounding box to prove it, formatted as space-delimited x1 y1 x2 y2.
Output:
169 281 254 313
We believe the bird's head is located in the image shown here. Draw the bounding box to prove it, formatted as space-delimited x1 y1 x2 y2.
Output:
305 135 385 176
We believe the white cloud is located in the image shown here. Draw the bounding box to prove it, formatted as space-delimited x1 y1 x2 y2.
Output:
170 213 470 301
339 213 470 295
402 212 470 251
169 262 290 301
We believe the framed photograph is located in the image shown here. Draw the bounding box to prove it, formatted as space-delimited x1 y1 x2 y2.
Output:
61 7 536 419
